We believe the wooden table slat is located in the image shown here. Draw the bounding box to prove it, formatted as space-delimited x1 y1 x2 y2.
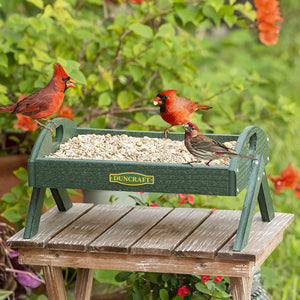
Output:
131 208 212 256
174 210 242 259
88 206 172 254
216 212 294 262
47 205 134 251
7 203 94 249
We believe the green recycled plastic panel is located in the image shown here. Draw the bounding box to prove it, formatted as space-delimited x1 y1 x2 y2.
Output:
28 118 269 196
25 118 274 251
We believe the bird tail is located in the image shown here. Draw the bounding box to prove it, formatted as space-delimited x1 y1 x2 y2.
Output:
195 104 213 111
0 104 16 113
234 152 258 161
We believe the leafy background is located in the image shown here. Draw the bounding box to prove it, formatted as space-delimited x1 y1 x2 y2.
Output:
0 0 299 299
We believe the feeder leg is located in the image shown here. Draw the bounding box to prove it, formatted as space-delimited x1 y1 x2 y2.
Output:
50 188 73 211
233 156 264 251
258 170 274 222
23 187 46 239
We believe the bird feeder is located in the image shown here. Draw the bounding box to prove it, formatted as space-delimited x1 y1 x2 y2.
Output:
24 118 274 251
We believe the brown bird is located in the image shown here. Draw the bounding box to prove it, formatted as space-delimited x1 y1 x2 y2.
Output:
153 90 212 137
183 122 258 166
0 63 76 131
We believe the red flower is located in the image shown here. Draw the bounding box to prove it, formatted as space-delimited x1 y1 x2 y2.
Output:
201 275 211 284
254 0 283 46
294 185 300 199
178 285 189 296
211 208 217 213
178 194 187 200
150 203 159 207
187 195 194 205
213 276 222 282
268 163 299 194
58 105 74 120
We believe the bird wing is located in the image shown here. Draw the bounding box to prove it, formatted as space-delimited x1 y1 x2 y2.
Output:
13 89 52 116
190 136 231 154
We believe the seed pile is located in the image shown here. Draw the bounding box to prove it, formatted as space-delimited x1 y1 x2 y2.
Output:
46 134 236 166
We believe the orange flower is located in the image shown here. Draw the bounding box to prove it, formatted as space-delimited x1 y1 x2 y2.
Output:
58 105 74 120
14 114 38 132
294 185 300 199
268 163 299 194
254 0 283 46
13 94 38 132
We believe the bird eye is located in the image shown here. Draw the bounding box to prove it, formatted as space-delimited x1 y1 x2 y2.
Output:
62 77 70 83
162 95 168 101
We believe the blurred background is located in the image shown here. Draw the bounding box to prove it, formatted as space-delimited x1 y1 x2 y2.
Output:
0 0 299 299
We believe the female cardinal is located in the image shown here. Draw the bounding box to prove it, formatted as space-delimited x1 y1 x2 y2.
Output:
183 122 257 166
153 90 212 137
0 63 75 131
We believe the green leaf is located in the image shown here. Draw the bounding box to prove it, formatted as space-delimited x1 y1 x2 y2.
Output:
1 193 16 203
93 269 123 286
115 271 132 282
1 207 22 223
191 295 207 300
213 291 229 298
0 290 13 300
128 65 145 82
26 0 44 9
145 115 169 127
13 167 28 181
90 116 106 129
0 53 8 68
203 4 221 27
130 24 153 39
224 15 237 28
69 69 87 85
157 23 175 38
195 282 211 294
159 289 169 300
98 93 111 108
117 91 133 109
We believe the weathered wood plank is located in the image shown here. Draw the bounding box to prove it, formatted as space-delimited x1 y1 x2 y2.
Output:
230 277 253 300
131 208 211 256
217 212 294 262
74 268 94 300
7 203 94 249
174 210 242 259
18 248 253 277
88 206 172 254
42 266 67 300
47 205 133 251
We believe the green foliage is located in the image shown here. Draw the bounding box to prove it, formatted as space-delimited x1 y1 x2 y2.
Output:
115 271 229 299
0 167 54 230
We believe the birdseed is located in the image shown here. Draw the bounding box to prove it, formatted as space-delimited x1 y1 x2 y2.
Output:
46 134 236 166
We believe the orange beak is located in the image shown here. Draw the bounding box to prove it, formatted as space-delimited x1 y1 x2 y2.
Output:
153 96 162 106
67 78 76 88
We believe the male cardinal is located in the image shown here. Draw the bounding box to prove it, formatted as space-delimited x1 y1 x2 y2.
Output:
153 90 212 137
183 122 257 166
0 63 75 131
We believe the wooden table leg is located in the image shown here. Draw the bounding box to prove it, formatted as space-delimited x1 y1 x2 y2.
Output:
43 265 67 300
74 268 94 300
230 276 253 300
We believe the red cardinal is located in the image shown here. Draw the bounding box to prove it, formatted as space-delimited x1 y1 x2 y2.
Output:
153 90 212 137
0 63 75 131
183 122 257 166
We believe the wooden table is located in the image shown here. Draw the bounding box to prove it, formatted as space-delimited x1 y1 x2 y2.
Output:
7 204 293 300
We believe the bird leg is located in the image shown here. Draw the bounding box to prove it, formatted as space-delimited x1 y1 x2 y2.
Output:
42 118 57 126
163 125 174 138
34 119 53 133
205 160 212 166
